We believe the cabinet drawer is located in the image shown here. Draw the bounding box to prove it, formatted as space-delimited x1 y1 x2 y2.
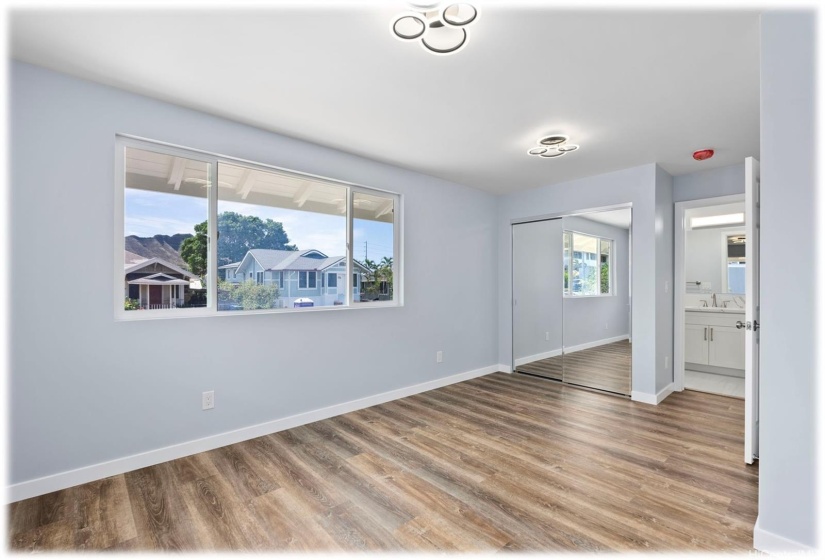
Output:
685 311 745 328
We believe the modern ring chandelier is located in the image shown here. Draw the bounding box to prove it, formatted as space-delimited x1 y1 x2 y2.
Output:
527 135 580 159
391 2 479 55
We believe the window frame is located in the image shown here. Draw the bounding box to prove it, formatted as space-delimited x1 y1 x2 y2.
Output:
298 271 317 290
114 134 402 320
562 230 615 298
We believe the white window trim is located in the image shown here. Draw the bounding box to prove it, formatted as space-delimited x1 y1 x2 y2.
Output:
115 134 402 320
563 230 615 298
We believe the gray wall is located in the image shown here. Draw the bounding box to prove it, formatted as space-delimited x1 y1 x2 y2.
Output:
654 166 675 392
757 11 818 549
673 162 745 202
9 62 499 485
497 164 674 397
512 219 563 362
562 216 631 348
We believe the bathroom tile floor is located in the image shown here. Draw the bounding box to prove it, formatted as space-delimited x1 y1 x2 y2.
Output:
685 370 745 399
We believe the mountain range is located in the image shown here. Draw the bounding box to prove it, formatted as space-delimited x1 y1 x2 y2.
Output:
125 233 191 268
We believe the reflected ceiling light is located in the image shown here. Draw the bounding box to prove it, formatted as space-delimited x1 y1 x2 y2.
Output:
528 134 581 159
690 213 745 228
391 2 479 55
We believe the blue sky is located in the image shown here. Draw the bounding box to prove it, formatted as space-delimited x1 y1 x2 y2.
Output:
125 189 394 262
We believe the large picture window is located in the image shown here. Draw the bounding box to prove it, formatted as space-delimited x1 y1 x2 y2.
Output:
116 137 401 318
563 231 613 297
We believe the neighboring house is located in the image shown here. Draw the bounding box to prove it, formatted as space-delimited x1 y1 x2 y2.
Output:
124 252 199 309
221 249 369 307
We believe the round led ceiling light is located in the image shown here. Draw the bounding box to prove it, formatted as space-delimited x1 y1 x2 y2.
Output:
391 3 478 55
528 134 581 159
558 144 579 152
539 150 565 158
442 3 478 26
422 21 467 54
393 15 426 40
538 135 569 146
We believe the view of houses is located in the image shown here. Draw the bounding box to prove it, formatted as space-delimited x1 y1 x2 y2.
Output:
124 239 394 311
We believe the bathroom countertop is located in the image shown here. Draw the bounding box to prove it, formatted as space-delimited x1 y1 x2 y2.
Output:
685 307 745 314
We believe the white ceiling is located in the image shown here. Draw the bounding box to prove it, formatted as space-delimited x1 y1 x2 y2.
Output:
577 208 632 230
10 4 761 195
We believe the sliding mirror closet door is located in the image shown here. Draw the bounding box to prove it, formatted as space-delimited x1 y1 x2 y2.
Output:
513 219 563 379
562 209 632 395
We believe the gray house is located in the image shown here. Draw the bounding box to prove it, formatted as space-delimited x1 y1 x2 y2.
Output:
220 248 369 307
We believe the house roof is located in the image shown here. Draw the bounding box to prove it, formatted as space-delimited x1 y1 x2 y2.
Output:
218 262 241 270
127 273 190 286
124 250 148 265
125 257 197 279
236 249 370 273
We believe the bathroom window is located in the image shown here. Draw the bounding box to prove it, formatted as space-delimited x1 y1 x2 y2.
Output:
563 231 613 297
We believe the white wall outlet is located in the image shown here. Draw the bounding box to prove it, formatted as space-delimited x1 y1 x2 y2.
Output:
665 280 670 293
665 356 670 370
202 390 215 410
545 332 550 341
605 322 609 330
436 351 443 363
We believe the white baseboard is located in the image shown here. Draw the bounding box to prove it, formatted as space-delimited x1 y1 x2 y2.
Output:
496 363 513 374
631 383 674 405
7 364 499 503
564 334 630 354
514 348 562 367
753 515 816 553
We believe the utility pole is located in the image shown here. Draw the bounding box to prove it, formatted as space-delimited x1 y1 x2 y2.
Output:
364 240 368 260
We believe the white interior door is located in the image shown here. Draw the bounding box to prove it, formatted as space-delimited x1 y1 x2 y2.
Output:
744 157 760 464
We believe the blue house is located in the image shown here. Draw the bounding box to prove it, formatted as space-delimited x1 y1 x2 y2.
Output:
219 248 370 307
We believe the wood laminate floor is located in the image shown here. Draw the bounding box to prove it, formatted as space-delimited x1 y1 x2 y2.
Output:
517 340 632 395
8 373 757 552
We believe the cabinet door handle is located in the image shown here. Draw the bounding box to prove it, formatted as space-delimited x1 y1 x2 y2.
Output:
704 327 707 341
710 327 714 342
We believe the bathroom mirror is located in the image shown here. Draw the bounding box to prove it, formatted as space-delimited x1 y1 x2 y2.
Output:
561 209 632 395
684 202 747 305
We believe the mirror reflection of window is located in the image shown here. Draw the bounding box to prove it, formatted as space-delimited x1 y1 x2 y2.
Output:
727 234 746 293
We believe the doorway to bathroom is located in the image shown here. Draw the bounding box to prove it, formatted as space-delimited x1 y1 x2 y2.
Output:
674 157 760 465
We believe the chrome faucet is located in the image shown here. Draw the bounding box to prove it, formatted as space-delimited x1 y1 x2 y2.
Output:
711 293 717 307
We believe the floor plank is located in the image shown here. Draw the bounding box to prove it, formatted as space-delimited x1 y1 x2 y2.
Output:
7 373 757 552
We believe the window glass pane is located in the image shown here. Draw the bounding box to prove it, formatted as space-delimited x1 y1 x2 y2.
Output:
217 162 346 310
600 238 611 295
571 233 599 296
328 273 338 288
353 191 395 303
124 146 210 311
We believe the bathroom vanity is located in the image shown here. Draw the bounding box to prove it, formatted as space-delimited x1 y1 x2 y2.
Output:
684 308 746 374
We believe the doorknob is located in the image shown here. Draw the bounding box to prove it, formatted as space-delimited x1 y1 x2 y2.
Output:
736 320 753 330
736 321 746 329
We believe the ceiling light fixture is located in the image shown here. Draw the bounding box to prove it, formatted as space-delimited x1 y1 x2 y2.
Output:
528 134 581 160
391 2 479 55
690 213 745 228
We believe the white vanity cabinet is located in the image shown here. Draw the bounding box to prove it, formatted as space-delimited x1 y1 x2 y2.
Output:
685 310 746 371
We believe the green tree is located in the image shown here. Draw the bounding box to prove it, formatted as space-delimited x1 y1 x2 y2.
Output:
600 262 610 294
217 212 296 265
181 213 297 278
180 221 208 277
219 280 280 310
361 257 393 300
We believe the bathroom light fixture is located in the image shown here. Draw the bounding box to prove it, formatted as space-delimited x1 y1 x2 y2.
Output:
690 213 745 229
528 134 581 159
391 2 479 55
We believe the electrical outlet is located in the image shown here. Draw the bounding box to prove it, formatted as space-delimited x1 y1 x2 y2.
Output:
545 332 550 341
665 356 670 370
202 390 215 410
436 351 443 363
605 322 609 330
